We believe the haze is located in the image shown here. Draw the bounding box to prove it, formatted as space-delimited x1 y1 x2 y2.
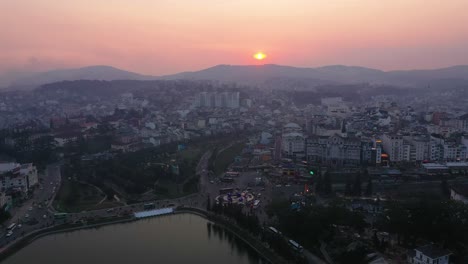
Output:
1 0 468 75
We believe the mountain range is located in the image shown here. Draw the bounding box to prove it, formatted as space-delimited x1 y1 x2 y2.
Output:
2 64 468 90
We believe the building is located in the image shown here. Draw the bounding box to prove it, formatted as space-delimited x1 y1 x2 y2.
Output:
282 132 305 160
306 134 361 166
450 184 468 204
197 91 240 108
381 134 404 162
408 244 450 264
405 136 430 162
0 162 38 193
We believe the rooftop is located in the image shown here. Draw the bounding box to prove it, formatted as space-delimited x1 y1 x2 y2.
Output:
415 244 451 259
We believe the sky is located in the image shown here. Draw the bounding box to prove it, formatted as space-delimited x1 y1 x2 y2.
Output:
1 0 468 76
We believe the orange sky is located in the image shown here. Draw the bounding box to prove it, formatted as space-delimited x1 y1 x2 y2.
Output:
1 0 468 75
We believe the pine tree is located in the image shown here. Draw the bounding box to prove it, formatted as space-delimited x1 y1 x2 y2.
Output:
315 173 323 194
323 171 332 195
365 178 373 196
345 180 353 196
353 174 362 196
206 194 211 211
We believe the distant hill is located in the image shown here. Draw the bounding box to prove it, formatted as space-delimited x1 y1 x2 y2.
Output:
162 64 468 87
3 64 468 90
5 65 156 90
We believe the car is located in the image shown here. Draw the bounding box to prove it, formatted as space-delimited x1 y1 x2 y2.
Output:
209 180 214 184
50 182 53 185
28 207 33 211
43 215 47 219
39 187 43 190
6 231 13 237
25 214 30 218
18 224 22 228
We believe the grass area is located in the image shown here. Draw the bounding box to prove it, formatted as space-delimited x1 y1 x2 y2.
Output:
213 142 244 176
378 181 446 201
176 147 203 163
54 177 107 213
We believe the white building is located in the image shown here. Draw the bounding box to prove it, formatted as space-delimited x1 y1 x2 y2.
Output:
282 132 305 159
450 185 468 204
408 244 450 264
381 134 404 162
403 136 430 162
0 162 38 193
306 134 361 166
197 91 240 108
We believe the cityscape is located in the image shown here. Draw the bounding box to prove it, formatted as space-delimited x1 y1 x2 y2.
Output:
1 1 468 264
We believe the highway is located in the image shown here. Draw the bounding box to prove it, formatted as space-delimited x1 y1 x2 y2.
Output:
0 163 61 248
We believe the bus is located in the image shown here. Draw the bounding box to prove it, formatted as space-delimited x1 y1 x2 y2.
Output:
219 188 234 195
225 172 240 177
268 226 281 235
7 223 16 231
220 177 234 183
253 200 261 209
54 213 68 220
288 239 304 253
143 203 156 210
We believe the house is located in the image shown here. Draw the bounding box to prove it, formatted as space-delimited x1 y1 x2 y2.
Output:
306 134 361 166
408 244 450 264
54 131 81 147
0 162 38 193
450 184 468 204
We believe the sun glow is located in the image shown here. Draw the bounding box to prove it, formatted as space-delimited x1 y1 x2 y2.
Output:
253 52 267 60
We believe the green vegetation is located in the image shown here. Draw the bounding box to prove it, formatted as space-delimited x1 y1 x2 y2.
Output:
0 132 57 171
212 142 244 176
0 206 11 224
267 199 367 250
376 200 468 262
54 176 107 212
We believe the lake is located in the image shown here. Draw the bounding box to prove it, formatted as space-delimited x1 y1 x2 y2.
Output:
4 213 264 264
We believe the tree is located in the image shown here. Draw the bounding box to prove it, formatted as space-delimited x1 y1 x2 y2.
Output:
323 171 332 195
353 174 362 196
440 178 450 197
345 180 353 196
365 178 373 196
206 194 211 211
315 173 323 194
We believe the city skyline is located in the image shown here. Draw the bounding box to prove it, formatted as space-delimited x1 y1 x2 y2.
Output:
1 0 468 75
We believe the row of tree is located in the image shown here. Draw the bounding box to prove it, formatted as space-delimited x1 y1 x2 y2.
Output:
315 170 373 197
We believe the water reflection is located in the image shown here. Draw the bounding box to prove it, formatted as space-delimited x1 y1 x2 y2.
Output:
4 214 263 264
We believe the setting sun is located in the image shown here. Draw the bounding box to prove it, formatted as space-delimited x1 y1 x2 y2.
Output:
253 52 267 60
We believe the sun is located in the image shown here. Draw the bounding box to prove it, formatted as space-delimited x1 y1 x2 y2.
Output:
253 52 267 60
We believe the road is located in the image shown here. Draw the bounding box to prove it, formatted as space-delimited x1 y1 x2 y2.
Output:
1 154 326 264
0 163 61 248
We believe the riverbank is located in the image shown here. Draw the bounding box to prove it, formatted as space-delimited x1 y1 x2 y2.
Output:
0 208 284 264
0 216 135 262
176 207 288 264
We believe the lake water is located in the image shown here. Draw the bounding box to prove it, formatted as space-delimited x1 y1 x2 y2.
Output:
4 213 264 264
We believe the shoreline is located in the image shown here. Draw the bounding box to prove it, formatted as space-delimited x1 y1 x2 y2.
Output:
0 209 282 264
